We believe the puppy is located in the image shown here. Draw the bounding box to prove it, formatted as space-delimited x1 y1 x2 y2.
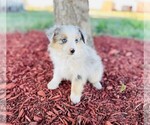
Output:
46 25 104 104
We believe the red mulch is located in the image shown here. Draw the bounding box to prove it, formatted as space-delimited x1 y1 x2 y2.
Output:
5 31 144 125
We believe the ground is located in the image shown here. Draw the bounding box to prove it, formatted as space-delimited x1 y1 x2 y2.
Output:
6 31 143 125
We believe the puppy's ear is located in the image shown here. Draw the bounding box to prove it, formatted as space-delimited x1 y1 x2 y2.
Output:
45 25 61 43
78 28 87 44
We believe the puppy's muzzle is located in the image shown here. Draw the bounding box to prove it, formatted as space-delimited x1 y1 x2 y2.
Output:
70 48 75 55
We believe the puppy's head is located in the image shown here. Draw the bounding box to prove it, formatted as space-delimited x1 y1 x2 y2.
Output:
46 25 86 55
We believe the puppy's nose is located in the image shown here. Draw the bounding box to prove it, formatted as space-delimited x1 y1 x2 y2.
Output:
70 48 75 54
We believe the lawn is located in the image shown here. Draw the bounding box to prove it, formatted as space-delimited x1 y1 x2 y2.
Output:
0 11 149 40
5 11 54 32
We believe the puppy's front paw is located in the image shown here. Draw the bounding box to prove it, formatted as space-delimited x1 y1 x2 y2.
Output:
47 81 59 90
93 82 102 90
70 92 81 104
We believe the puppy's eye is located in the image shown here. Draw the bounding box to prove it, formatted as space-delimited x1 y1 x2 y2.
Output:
75 39 79 43
61 38 67 44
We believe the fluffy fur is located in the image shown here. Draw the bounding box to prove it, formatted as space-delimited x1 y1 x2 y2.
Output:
46 25 104 104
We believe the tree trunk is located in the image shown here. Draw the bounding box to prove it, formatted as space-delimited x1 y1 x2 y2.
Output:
54 0 94 47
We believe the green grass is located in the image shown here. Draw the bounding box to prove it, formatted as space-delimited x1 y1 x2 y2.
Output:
91 17 147 40
0 11 150 40
1 11 54 32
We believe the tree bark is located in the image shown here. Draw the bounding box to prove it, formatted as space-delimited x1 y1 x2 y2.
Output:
54 0 94 47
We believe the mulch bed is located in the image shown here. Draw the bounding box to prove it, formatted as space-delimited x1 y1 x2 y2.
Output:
5 31 144 125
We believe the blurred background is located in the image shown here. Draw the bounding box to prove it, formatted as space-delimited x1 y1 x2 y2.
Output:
0 0 150 40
